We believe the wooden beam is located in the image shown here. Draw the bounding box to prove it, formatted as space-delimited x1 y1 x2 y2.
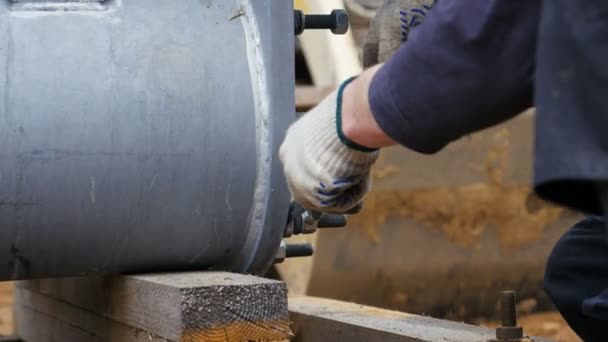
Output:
295 85 332 111
14 289 169 342
289 296 553 342
15 272 291 342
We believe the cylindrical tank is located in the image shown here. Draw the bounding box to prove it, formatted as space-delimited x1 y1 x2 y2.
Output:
0 0 294 280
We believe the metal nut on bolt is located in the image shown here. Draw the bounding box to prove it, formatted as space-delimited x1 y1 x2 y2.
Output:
284 202 348 238
274 240 287 264
300 210 319 234
279 202 350 263
274 240 314 264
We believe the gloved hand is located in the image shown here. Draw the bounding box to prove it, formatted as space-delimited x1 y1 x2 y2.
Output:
279 78 380 214
362 0 436 68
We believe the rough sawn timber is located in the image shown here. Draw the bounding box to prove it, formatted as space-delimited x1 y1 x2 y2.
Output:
289 296 553 342
14 272 290 342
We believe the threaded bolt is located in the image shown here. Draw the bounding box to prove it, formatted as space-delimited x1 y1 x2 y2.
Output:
494 290 523 341
500 291 517 327
285 243 314 258
316 214 347 228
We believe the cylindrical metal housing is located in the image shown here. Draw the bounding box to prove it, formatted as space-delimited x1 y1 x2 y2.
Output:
0 0 294 280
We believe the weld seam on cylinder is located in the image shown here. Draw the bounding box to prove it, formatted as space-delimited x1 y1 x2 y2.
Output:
232 0 273 272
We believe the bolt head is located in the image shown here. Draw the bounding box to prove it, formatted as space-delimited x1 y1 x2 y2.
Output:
300 211 319 234
330 9 349 34
496 326 523 340
294 10 305 35
284 220 294 238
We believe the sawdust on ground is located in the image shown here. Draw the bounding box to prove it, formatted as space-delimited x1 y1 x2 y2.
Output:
351 129 565 248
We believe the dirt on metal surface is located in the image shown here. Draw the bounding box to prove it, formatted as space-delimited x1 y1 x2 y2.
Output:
352 129 565 248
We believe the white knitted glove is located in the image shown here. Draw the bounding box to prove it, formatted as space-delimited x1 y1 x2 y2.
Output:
279 79 380 214
363 0 436 68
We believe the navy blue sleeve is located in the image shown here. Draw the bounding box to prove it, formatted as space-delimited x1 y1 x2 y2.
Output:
369 0 540 153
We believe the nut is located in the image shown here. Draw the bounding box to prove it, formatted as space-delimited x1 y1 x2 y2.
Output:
331 9 349 34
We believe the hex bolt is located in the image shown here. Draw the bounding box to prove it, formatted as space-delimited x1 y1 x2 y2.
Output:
492 291 524 342
284 202 350 237
294 9 350 35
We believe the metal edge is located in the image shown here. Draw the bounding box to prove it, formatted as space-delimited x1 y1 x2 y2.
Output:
230 0 294 274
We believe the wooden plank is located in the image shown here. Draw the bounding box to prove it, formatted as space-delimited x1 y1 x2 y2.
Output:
289 296 553 342
17 272 291 342
14 288 168 342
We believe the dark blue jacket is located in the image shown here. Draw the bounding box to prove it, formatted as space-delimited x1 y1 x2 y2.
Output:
369 0 608 214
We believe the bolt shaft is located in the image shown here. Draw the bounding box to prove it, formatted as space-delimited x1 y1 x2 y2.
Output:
285 243 314 258
317 214 347 228
500 291 517 327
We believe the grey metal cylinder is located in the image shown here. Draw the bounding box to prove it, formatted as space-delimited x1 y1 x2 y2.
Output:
0 0 294 280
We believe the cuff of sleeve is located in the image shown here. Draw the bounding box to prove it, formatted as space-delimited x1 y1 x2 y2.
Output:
368 62 448 154
336 77 379 153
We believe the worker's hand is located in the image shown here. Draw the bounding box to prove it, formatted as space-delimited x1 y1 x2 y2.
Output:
362 0 436 68
279 79 380 214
